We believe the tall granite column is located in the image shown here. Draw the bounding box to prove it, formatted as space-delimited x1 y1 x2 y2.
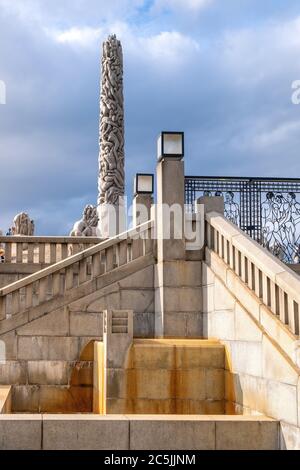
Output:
98 35 125 237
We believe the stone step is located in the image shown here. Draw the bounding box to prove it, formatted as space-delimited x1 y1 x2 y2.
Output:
0 414 279 450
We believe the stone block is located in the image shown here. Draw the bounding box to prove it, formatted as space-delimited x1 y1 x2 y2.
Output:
12 385 40 413
262 336 299 385
163 312 202 338
133 312 154 338
133 369 173 400
43 415 129 450
202 285 214 313
235 303 262 342
106 368 127 399
0 361 27 385
206 249 228 284
0 331 17 360
0 415 42 450
206 310 235 341
132 343 175 370
159 287 201 312
39 385 93 413
69 311 102 337
175 369 206 400
226 270 261 321
154 261 202 288
16 307 69 336
119 265 154 288
280 422 300 450
215 418 279 450
230 341 262 377
260 305 296 364
27 361 69 385
205 368 225 400
17 336 79 361
86 291 120 313
266 380 298 426
202 263 215 287
214 277 235 311
70 361 93 386
175 342 225 369
120 289 154 313
129 416 215 450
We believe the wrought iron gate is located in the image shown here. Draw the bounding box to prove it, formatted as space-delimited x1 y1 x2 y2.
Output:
185 176 300 264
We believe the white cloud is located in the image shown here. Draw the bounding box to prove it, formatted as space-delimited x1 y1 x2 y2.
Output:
153 0 214 14
47 23 200 67
48 26 103 47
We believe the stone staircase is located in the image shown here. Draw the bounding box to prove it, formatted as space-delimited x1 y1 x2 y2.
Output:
0 221 155 412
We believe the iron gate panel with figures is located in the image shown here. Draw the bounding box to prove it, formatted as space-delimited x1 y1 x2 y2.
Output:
185 176 300 264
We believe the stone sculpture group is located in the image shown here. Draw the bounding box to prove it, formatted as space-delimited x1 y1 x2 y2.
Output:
69 205 99 237
13 212 34 236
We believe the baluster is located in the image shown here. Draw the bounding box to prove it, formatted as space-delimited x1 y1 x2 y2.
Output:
213 229 218 254
143 231 153 256
254 267 263 298
0 296 5 320
294 301 300 336
206 223 211 249
28 243 34 264
65 266 74 290
16 243 23 263
61 244 68 260
79 259 87 284
39 277 48 303
117 240 128 266
25 285 33 309
247 261 254 291
50 243 57 264
5 243 12 263
12 291 20 315
241 255 248 283
105 247 114 272
132 237 143 260
270 281 278 315
279 289 288 325
39 243 45 264
92 253 102 278
73 244 81 255
52 272 61 296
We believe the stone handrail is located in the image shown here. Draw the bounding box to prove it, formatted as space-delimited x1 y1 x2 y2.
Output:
0 236 101 265
206 212 300 336
0 221 154 320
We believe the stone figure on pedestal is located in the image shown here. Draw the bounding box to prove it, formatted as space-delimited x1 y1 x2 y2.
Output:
70 205 99 237
13 212 34 236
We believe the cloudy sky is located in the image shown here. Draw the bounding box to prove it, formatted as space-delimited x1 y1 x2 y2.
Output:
1 0 300 234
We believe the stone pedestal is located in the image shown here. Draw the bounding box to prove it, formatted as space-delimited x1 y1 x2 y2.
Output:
154 158 203 338
133 194 153 226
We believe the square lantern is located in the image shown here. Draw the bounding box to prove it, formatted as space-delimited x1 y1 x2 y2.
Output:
134 173 154 195
157 131 184 161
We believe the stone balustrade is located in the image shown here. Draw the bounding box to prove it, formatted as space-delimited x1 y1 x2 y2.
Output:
0 236 102 265
0 221 154 321
206 211 300 336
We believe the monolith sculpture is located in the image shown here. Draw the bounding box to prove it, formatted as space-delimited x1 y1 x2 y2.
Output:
97 34 125 237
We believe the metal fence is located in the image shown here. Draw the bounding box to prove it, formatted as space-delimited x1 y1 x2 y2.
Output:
185 176 300 264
